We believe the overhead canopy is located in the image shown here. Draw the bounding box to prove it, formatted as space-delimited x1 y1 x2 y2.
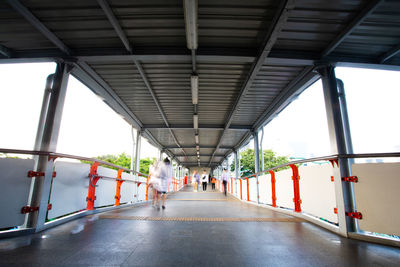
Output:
1 0 399 168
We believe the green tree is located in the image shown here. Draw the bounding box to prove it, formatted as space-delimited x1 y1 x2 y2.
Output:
81 153 156 174
230 148 290 177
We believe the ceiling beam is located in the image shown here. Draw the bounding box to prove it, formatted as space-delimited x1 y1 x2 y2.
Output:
208 0 295 166
320 0 384 57
97 0 132 53
143 124 251 131
252 66 319 131
0 44 13 58
165 145 232 149
378 44 400 63
6 48 400 68
6 0 72 55
176 154 224 157
134 60 186 156
97 0 186 157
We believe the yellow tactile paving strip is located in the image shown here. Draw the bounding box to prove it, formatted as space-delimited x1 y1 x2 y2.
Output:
99 215 305 222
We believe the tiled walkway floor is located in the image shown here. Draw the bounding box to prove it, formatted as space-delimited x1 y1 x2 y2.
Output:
0 186 399 266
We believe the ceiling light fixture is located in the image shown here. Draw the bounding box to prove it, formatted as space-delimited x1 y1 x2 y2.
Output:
183 0 198 50
191 75 198 104
193 115 198 129
195 134 199 144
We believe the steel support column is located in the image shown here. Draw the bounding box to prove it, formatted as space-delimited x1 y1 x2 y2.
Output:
318 65 356 236
134 130 142 201
260 128 265 172
27 63 71 231
253 132 260 204
234 150 239 195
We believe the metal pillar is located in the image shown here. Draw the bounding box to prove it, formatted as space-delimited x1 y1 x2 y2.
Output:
253 131 260 204
234 150 239 195
318 65 356 236
27 63 71 230
134 130 142 201
260 128 265 172
130 127 136 172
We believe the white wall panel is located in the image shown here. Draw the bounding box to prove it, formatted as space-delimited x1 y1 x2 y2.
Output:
275 169 294 209
259 174 272 205
249 177 257 202
353 163 400 236
299 164 338 223
95 167 118 207
137 176 148 201
48 161 89 219
0 158 33 228
120 172 135 203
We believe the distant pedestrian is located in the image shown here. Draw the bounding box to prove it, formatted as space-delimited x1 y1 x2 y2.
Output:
201 170 208 191
158 157 172 210
221 168 230 196
211 176 216 190
193 170 200 192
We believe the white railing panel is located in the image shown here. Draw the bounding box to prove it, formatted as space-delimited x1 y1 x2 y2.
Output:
259 174 272 205
95 167 118 207
48 161 89 219
249 178 257 202
242 179 248 201
137 176 148 201
353 162 400 236
299 164 338 223
0 158 33 228
120 172 135 203
275 169 294 209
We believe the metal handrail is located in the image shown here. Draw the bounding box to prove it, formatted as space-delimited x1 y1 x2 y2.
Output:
0 148 149 177
236 152 400 179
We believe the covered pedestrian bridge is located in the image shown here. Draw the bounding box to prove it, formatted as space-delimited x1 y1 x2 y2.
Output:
0 0 400 266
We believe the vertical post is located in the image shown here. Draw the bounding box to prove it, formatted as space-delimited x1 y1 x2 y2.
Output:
260 128 265 172
131 127 136 172
246 177 250 201
87 162 100 210
27 63 71 231
269 170 277 207
145 176 150 201
234 149 239 196
240 179 243 200
134 130 142 201
253 131 260 204
115 169 124 206
318 64 355 236
290 164 301 212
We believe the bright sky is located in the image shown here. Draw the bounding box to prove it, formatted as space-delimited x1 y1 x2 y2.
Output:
0 63 399 161
0 62 159 159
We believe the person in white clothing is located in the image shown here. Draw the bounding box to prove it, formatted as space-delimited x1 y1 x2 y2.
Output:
158 157 172 210
148 160 161 207
221 168 230 196
201 170 209 191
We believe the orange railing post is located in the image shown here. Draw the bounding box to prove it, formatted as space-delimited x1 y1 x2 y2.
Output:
231 178 233 194
115 169 124 206
246 177 250 201
240 179 242 200
269 170 277 207
87 162 100 210
290 164 301 212
145 176 150 201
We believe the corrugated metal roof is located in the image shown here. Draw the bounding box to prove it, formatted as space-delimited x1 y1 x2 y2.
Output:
1 0 399 168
